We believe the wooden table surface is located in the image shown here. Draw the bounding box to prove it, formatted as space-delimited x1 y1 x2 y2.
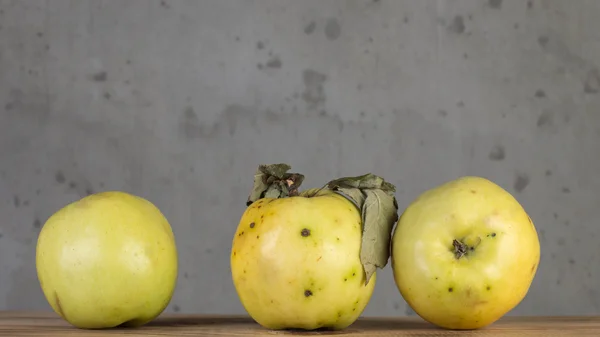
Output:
1 312 600 336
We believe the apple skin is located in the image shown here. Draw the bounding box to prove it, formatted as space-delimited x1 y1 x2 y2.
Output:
36 191 178 329
391 176 541 330
231 190 376 330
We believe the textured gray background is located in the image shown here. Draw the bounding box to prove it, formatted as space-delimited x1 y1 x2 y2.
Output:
1 0 599 317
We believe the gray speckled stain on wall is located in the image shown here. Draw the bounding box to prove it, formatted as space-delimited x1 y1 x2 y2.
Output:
302 69 328 112
584 69 600 94
1 0 600 316
513 173 530 194
488 145 506 161
324 18 341 41
488 0 503 9
304 20 316 35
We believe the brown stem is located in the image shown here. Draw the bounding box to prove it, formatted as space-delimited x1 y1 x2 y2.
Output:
453 239 468 259
283 174 303 197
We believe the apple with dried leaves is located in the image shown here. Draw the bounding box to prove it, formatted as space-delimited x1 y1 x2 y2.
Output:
230 164 399 330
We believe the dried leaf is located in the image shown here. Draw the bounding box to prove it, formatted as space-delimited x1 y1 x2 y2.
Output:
246 164 305 206
359 189 398 283
328 173 383 190
333 187 366 210
261 163 293 179
327 174 399 284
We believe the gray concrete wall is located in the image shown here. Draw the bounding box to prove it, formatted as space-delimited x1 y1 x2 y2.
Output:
1 0 599 317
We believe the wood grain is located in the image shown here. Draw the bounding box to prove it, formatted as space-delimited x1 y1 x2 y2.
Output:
1 312 599 336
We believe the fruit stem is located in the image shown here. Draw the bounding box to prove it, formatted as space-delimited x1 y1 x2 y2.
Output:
282 175 303 196
453 239 468 259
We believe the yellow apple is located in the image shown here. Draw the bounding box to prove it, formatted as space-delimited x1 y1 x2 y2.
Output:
36 191 178 329
231 164 398 330
391 176 540 330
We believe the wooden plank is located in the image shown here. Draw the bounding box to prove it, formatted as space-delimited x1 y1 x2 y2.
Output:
0 312 599 336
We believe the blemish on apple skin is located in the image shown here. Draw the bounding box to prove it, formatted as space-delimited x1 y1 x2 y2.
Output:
304 289 313 297
301 228 311 237
249 222 255 228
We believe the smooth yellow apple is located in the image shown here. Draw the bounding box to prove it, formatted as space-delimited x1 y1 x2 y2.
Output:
36 191 178 329
231 189 376 330
391 176 540 330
